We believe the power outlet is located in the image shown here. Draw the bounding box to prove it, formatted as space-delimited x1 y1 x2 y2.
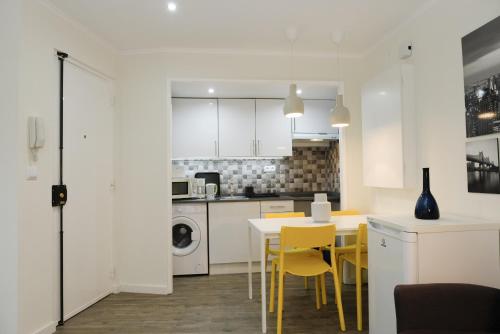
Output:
263 165 276 173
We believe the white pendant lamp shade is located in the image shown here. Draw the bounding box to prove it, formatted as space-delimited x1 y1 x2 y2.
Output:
331 94 350 127
283 83 304 118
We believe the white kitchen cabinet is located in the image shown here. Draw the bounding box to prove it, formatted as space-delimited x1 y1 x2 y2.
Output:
255 99 292 157
172 98 218 159
208 201 261 264
293 100 338 139
260 200 295 249
260 200 294 215
218 99 255 157
361 64 416 188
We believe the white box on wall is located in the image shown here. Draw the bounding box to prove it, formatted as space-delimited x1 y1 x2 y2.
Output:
361 64 416 189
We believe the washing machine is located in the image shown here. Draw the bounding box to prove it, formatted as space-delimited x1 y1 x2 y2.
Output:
172 203 208 275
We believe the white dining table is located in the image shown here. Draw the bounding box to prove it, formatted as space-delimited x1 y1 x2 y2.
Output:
247 215 368 334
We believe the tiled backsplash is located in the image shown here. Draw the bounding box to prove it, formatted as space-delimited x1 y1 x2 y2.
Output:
173 142 340 195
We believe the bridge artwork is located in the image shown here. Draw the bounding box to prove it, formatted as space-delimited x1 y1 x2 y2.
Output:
466 151 499 172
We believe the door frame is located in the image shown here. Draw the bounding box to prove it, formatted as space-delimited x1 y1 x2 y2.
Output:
165 78 347 292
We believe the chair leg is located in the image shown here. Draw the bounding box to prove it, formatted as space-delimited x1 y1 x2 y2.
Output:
269 262 276 313
334 256 344 306
314 276 321 310
356 265 362 331
320 274 327 305
338 256 344 286
331 267 346 331
277 272 285 334
304 277 308 289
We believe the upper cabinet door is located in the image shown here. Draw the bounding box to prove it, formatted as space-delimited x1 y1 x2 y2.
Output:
256 99 292 157
172 98 218 159
361 64 416 189
218 99 256 157
294 100 338 135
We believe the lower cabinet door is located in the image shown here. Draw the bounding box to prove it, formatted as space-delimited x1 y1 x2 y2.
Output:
208 202 261 264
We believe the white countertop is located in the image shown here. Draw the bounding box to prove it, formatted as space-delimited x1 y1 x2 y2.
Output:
368 214 500 233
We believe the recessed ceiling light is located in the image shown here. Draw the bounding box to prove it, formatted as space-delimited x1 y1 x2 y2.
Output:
310 138 323 142
167 2 177 12
208 88 215 94
296 89 302 95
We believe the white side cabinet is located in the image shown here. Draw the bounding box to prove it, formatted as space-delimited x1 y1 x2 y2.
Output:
293 100 338 139
256 99 292 157
172 98 218 159
208 201 261 264
361 64 416 188
218 99 255 157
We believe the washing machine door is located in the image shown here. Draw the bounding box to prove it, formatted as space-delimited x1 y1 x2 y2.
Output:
172 216 201 256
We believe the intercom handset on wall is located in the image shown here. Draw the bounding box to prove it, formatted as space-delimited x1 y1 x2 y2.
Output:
28 116 45 160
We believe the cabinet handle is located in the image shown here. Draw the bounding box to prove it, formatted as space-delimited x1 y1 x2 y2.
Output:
252 140 256 156
257 140 261 156
270 205 286 208
214 140 218 156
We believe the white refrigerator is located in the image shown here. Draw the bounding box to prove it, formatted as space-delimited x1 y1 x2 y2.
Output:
367 214 500 334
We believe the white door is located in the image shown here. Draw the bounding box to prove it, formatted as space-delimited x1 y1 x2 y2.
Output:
294 100 338 135
367 222 417 334
172 98 218 158
63 63 114 320
256 99 292 157
218 99 255 157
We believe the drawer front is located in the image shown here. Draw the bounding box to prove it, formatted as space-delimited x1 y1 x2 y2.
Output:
260 200 294 215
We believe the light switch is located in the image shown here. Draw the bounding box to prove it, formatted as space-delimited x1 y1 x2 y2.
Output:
264 165 276 173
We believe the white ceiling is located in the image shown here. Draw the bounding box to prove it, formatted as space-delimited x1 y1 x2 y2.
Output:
171 80 337 99
47 0 431 55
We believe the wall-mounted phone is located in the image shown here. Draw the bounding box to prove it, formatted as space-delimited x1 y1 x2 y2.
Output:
28 116 45 161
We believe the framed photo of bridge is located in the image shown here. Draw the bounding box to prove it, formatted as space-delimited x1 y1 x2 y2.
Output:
466 138 500 194
462 15 500 138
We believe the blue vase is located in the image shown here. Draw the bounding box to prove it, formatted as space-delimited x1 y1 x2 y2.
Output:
414 168 440 220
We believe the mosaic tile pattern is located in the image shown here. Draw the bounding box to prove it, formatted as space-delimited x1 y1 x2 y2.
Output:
173 143 340 195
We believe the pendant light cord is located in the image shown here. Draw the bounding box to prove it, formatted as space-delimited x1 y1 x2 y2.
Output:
290 40 295 82
337 42 342 84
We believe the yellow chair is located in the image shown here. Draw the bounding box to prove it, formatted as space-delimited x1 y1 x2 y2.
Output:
331 210 361 262
270 225 346 333
331 209 360 216
264 212 310 291
338 223 368 331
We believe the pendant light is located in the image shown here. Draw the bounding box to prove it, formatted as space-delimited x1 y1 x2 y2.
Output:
330 31 351 127
283 27 304 118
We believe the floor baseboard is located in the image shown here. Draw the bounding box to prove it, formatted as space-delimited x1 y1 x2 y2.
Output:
32 321 56 334
119 283 170 295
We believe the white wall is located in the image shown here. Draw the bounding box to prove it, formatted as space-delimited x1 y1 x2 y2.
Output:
0 1 20 333
362 0 500 219
17 1 116 333
115 52 368 292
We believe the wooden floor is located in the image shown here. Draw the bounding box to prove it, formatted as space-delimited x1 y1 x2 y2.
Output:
56 273 368 333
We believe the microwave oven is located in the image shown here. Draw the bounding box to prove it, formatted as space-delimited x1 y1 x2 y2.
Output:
172 177 194 199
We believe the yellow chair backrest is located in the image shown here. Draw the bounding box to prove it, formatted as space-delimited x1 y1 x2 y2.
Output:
264 212 305 219
331 209 360 216
280 225 336 250
357 224 368 253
